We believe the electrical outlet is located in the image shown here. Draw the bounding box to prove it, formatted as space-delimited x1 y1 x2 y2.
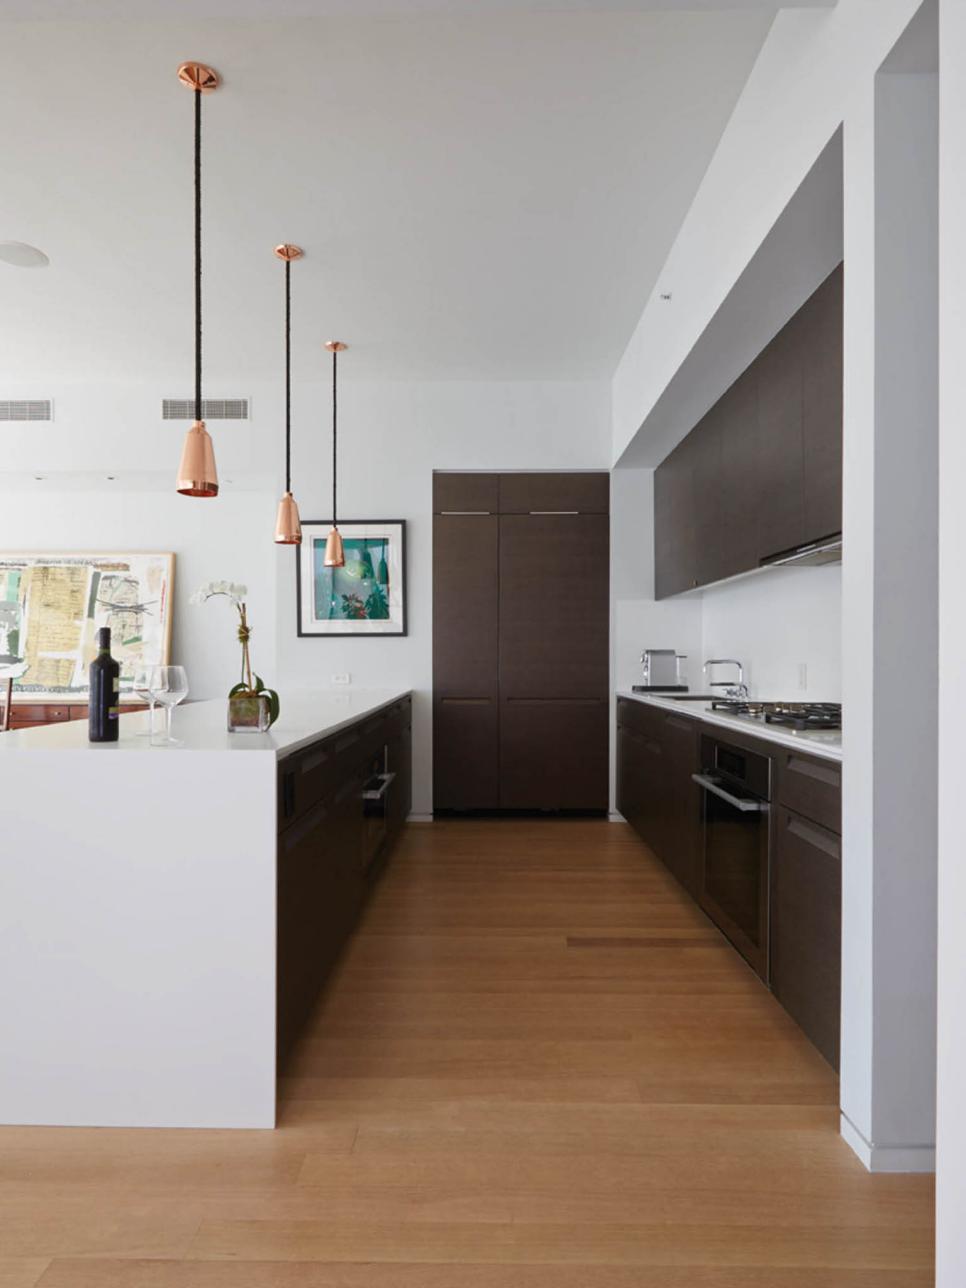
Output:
797 663 808 692
332 673 351 686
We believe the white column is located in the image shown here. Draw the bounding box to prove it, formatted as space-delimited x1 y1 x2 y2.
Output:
937 0 966 1278
840 62 939 1172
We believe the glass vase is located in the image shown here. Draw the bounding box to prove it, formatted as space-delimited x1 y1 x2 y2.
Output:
228 693 271 733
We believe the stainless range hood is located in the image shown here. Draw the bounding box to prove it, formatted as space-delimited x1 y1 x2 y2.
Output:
760 534 842 568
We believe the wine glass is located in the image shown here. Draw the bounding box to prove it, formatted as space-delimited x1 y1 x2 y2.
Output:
132 664 158 738
149 666 189 746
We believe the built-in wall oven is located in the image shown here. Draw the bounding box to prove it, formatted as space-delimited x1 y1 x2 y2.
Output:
693 733 771 980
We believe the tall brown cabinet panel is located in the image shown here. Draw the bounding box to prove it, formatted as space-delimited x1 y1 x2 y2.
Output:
433 472 609 813
432 511 500 810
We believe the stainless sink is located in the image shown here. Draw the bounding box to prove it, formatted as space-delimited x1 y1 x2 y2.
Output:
666 694 717 702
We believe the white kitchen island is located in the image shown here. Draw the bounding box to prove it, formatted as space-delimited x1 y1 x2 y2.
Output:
0 689 411 1130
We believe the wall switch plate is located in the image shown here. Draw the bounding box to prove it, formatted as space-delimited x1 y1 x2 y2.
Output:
797 663 808 692
332 673 351 686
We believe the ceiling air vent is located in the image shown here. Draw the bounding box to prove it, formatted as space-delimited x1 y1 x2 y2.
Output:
0 399 52 422
162 398 249 421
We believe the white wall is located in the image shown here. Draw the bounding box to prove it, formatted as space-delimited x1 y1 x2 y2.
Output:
0 483 276 703
700 565 842 700
275 378 611 816
611 467 702 697
0 374 609 813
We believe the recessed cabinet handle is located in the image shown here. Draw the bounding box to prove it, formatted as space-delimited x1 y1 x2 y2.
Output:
301 748 329 774
786 754 840 788
786 813 840 859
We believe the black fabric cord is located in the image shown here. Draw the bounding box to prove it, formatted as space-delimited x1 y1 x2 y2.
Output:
284 259 292 493
331 349 338 528
194 86 203 423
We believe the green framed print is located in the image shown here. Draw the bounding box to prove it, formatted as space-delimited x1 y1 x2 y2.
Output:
296 521 407 637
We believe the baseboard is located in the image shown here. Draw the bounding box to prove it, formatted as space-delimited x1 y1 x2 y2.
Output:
609 811 626 822
407 812 434 823
840 1112 936 1173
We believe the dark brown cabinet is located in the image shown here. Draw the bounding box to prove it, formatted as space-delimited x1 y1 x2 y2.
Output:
756 312 806 561
499 513 609 700
432 472 499 514
500 698 608 810
715 366 761 582
618 700 842 1068
433 472 609 812
616 697 700 896
654 264 842 597
276 695 412 1066
771 805 841 1070
654 434 699 598
432 513 499 809
498 471 610 515
801 264 844 544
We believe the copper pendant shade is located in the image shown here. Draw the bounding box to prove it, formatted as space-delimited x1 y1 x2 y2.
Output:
273 244 304 544
324 340 348 569
177 420 219 498
176 62 220 498
323 527 345 568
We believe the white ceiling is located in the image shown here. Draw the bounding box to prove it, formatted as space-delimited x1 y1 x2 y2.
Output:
0 11 776 382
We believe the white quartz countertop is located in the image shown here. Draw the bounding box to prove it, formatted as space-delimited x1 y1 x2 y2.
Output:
0 689 411 758
617 690 842 763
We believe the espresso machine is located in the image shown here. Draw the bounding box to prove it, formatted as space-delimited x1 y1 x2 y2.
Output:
633 649 688 693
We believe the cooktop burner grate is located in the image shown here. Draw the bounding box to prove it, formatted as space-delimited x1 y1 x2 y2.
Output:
709 700 842 731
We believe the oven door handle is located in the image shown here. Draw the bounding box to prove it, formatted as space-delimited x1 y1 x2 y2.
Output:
691 773 768 814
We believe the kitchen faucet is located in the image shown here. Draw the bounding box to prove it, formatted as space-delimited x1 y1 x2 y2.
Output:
703 658 749 701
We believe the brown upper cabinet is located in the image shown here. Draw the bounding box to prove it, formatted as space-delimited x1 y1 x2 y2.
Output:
654 264 843 599
433 472 499 514
498 472 610 515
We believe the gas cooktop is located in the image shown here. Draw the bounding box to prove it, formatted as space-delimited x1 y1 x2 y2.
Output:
709 700 842 731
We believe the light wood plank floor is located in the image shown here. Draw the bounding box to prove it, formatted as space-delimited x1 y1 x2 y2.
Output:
2 820 935 1286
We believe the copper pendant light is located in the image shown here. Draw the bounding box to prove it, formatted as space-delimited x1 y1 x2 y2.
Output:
176 61 220 497
324 341 348 568
273 244 304 544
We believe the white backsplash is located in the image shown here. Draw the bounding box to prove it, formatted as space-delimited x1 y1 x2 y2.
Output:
700 563 842 701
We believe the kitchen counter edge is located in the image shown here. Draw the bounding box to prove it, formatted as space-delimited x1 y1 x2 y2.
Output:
616 691 842 763
0 689 413 759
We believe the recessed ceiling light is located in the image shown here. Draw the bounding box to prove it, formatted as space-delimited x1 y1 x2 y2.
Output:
0 242 49 269
33 475 45 482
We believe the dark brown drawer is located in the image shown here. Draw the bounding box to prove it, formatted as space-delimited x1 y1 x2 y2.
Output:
278 737 340 829
11 704 71 723
776 749 841 833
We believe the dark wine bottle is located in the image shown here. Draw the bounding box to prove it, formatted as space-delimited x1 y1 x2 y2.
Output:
88 626 120 743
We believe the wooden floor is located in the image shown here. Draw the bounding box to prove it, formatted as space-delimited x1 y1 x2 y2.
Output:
1 820 935 1286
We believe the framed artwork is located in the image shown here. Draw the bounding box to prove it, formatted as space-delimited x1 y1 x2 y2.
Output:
0 551 174 696
296 521 407 637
